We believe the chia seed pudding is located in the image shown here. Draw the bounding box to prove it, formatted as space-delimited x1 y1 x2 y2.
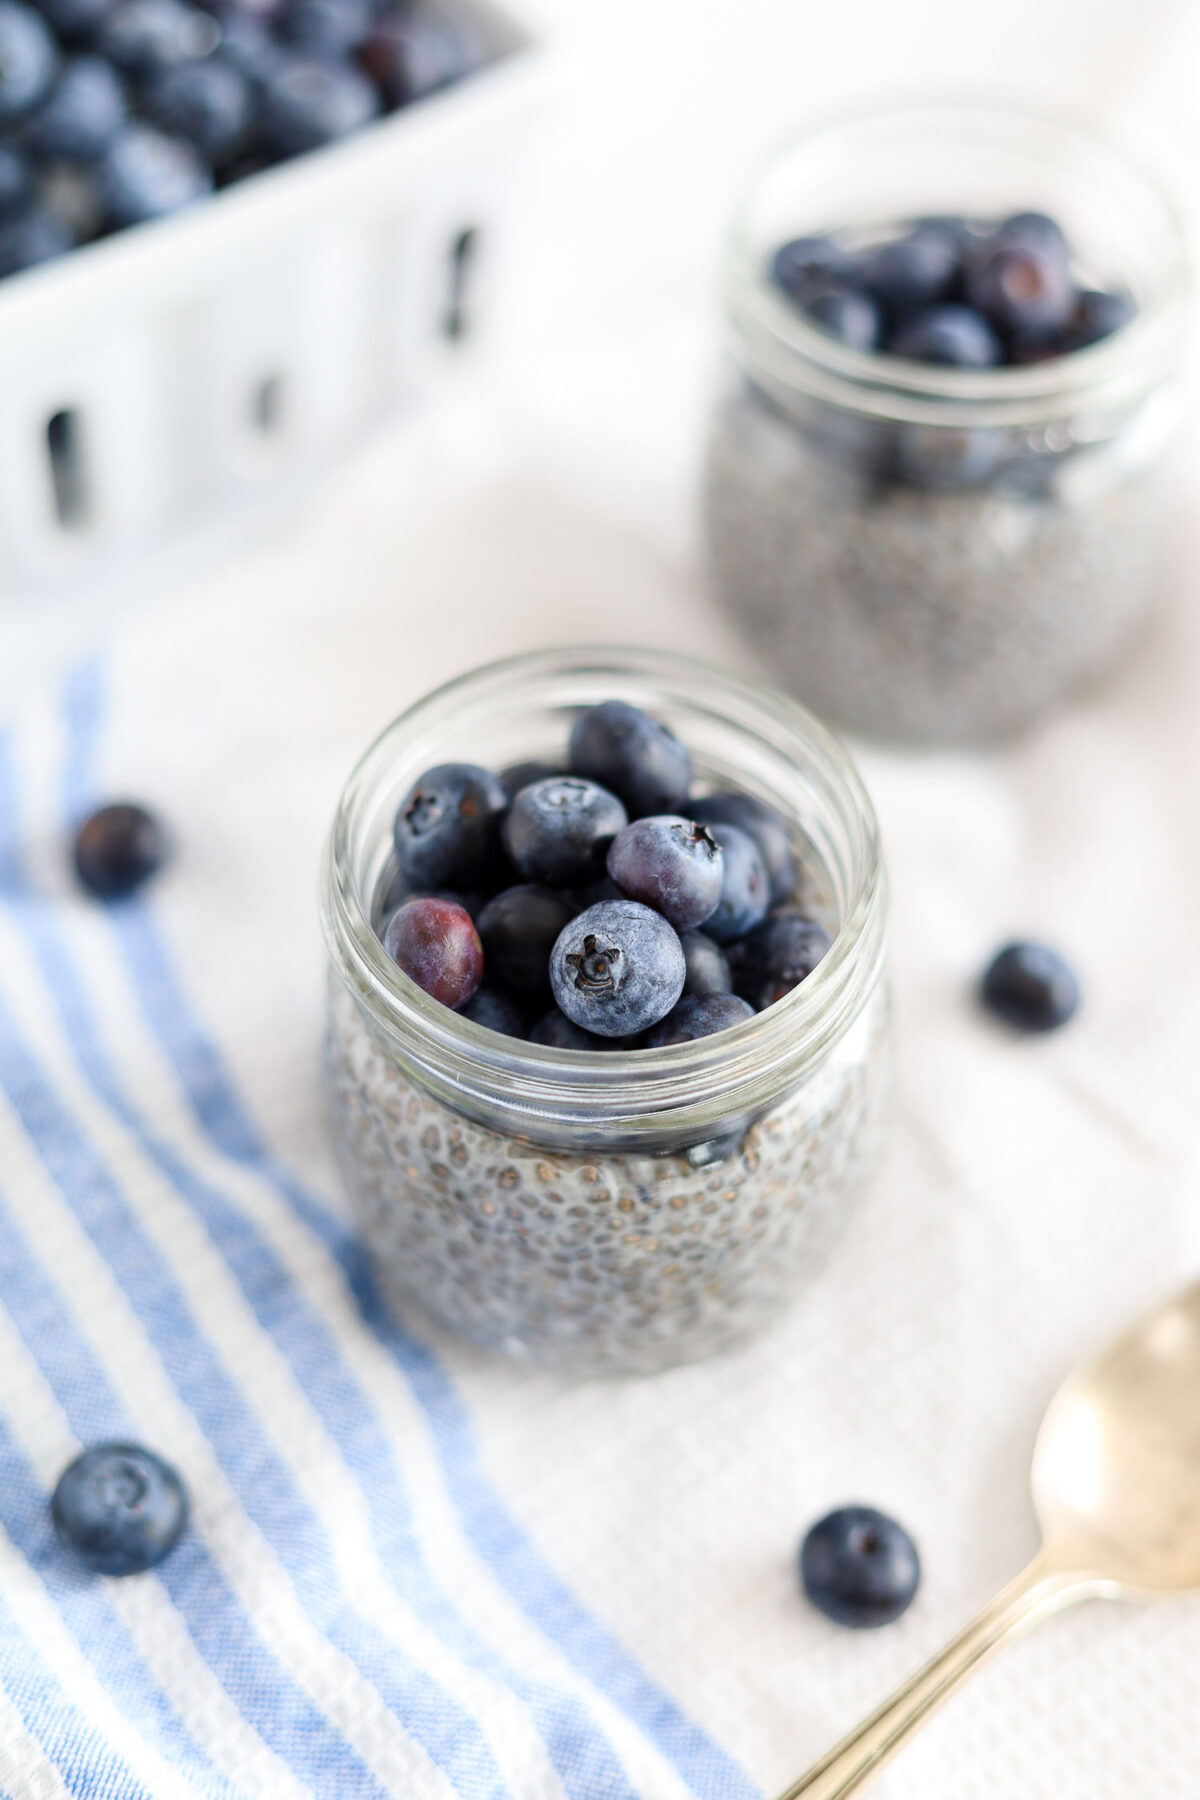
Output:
704 104 1191 745
320 648 890 1375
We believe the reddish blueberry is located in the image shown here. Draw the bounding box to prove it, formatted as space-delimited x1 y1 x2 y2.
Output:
73 802 167 899
383 897 483 1011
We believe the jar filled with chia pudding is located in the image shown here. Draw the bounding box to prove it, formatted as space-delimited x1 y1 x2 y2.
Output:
320 647 889 1374
703 102 1191 743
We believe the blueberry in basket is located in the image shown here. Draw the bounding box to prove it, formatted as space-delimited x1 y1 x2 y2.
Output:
0 0 487 282
375 700 834 1047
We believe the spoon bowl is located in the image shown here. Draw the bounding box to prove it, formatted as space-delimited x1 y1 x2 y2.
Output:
777 1276 1200 1799
1033 1280 1200 1593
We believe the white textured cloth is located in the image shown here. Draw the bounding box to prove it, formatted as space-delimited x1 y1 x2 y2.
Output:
3 308 1200 1800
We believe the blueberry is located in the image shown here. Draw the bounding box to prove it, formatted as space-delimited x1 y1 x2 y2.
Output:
377 864 484 923
99 0 220 73
0 142 32 215
966 217 1073 339
574 874 622 909
73 802 167 898
359 3 483 108
259 54 377 154
702 823 769 945
529 1007 624 1051
896 422 1000 493
770 233 847 303
689 792 795 907
460 986 524 1038
281 0 372 54
979 940 1079 1033
52 1443 188 1576
0 202 72 274
0 3 58 124
498 758 563 802
568 701 692 819
730 909 832 1010
801 282 882 352
1002 210 1069 257
679 929 731 996
37 0 117 36
1065 287 1136 351
646 992 754 1046
860 221 961 315
550 899 684 1037
475 884 575 1006
393 762 507 891
147 56 251 160
502 777 627 888
606 815 723 931
28 57 128 163
383 896 483 1011
100 123 211 225
800 1506 920 1628
212 7 283 86
888 304 1001 368
39 160 102 237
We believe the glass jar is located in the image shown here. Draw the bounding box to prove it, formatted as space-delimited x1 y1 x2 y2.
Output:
703 102 1191 744
320 647 889 1375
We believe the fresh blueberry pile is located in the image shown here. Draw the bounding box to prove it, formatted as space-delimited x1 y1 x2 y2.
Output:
0 0 482 280
379 699 834 1047
771 212 1136 368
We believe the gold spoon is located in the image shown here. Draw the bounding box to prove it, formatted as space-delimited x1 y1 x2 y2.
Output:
775 1278 1200 1799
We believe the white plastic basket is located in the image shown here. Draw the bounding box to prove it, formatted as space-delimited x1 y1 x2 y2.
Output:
0 0 554 621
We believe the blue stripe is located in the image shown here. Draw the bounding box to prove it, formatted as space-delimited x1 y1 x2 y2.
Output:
62 661 759 1800
0 1583 158 1800
19 718 646 1797
0 1373 237 1799
0 732 507 1800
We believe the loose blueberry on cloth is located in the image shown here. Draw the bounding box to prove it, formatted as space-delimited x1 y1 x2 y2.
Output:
52 1443 188 1576
800 1505 921 1628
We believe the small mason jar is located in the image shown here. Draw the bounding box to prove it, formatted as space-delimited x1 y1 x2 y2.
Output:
703 102 1191 744
320 647 889 1375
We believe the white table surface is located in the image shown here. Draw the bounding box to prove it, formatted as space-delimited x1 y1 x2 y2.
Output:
8 1 1200 1794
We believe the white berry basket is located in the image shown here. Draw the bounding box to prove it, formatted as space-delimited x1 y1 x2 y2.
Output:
0 0 556 676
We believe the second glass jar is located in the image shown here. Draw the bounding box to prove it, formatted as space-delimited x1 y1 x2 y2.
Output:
703 102 1191 744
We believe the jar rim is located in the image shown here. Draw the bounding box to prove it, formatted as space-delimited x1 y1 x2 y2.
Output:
320 646 888 1144
725 95 1193 429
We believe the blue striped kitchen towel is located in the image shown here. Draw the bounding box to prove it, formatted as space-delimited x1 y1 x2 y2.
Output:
0 656 761 1800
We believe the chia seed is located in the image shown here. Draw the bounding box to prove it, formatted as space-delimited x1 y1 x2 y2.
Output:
704 375 1176 744
324 972 890 1375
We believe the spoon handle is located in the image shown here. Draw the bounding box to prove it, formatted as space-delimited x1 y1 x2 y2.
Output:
773 1553 1087 1800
